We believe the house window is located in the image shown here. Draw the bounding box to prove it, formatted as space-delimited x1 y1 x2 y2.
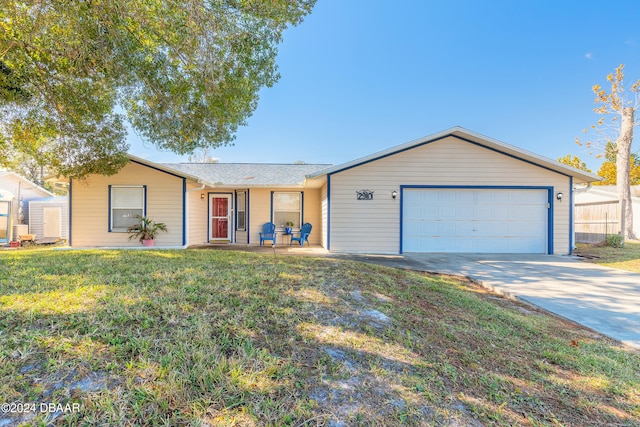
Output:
110 185 146 231
236 191 246 231
273 192 302 229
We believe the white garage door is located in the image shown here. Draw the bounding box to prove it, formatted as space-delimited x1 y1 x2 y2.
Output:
402 188 548 253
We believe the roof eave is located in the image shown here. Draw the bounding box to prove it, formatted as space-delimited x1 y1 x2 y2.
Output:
126 154 203 182
0 171 55 197
206 183 307 189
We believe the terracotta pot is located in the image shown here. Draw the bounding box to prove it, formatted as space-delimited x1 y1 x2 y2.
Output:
142 239 155 247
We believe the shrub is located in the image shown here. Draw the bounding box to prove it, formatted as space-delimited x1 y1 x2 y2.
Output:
606 234 625 248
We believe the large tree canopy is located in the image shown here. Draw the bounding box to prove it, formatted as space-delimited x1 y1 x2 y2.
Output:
0 0 315 178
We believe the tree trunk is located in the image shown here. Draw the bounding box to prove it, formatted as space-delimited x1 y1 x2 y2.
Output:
617 106 635 240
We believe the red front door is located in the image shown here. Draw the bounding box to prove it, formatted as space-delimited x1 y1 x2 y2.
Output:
210 195 231 241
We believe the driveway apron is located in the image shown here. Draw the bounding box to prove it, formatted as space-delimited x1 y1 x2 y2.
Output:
402 253 640 349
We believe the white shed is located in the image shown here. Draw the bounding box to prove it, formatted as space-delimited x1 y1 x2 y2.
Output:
29 197 69 241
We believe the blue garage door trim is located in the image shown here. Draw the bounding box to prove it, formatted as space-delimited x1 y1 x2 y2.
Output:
400 185 554 254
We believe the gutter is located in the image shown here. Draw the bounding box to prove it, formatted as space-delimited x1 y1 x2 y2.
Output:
573 182 592 193
187 182 207 193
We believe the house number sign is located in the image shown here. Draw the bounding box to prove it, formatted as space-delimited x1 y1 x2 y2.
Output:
356 190 374 200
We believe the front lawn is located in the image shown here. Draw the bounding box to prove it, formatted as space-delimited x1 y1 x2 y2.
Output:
575 240 640 273
1 249 638 426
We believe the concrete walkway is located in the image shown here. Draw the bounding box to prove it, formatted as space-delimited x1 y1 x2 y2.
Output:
397 253 640 349
332 253 640 349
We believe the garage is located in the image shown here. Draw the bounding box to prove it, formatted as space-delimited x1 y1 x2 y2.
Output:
307 127 601 254
402 187 551 253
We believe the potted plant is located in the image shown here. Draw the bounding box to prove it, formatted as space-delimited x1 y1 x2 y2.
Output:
284 221 294 235
127 215 168 246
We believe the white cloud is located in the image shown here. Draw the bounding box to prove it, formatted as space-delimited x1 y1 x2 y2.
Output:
584 52 594 60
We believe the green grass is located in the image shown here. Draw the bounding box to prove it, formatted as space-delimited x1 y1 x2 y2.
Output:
1 249 639 426
575 240 640 272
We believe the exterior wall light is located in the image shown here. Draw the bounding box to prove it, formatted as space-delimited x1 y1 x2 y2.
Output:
201 193 205 201
392 190 398 200
556 192 563 201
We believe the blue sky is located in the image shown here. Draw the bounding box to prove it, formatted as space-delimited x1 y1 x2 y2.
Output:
129 0 640 172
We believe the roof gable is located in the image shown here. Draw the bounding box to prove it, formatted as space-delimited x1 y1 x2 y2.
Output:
306 127 601 184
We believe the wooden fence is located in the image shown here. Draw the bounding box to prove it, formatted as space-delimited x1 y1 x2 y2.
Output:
574 200 622 243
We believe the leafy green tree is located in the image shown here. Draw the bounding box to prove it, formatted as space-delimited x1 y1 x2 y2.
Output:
557 154 591 172
0 0 315 178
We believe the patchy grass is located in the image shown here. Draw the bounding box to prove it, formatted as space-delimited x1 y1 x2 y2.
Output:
0 249 638 426
575 240 640 272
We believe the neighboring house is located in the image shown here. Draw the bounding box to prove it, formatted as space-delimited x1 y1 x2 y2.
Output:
63 127 599 254
574 185 640 239
0 171 58 241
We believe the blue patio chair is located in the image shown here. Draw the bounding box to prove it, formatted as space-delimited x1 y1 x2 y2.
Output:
290 223 312 246
259 222 277 247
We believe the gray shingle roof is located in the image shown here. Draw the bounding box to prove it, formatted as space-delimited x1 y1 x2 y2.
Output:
162 163 332 187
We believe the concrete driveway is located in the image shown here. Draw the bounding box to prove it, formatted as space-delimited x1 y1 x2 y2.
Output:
399 253 640 349
334 252 640 349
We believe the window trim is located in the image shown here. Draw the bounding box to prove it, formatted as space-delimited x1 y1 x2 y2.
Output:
235 190 247 231
108 185 147 232
271 191 304 231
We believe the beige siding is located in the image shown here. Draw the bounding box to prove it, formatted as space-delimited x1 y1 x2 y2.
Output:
234 189 249 244
329 136 572 254
247 188 322 246
321 183 328 248
71 162 184 247
248 189 270 244
304 188 322 245
187 184 208 245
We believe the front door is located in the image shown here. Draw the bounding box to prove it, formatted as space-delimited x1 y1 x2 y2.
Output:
209 194 231 242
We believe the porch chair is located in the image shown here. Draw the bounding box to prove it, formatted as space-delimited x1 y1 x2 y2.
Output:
259 222 277 247
290 223 312 246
